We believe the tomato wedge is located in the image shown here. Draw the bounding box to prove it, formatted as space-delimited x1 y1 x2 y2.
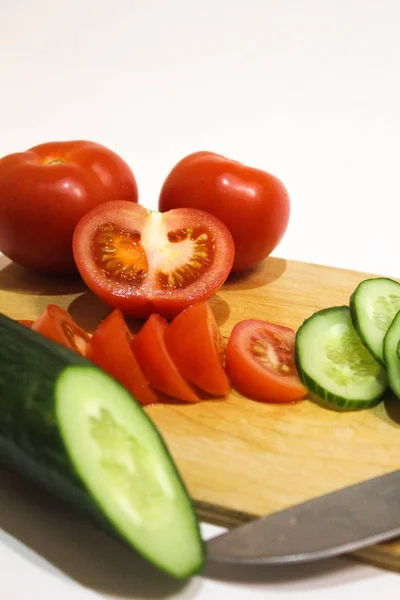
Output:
73 201 234 319
17 319 35 328
86 309 158 406
32 304 89 355
164 301 230 396
225 320 308 403
131 314 200 403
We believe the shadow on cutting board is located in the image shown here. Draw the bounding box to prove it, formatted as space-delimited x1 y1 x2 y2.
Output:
67 291 112 333
67 290 231 333
383 395 400 426
224 256 287 292
0 255 286 300
0 255 85 296
0 469 201 599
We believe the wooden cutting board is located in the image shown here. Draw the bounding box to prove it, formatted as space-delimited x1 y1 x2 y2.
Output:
1 253 400 572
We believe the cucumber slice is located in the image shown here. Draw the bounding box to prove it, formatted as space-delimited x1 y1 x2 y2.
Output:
350 277 400 365
0 314 204 579
383 310 400 399
296 306 387 410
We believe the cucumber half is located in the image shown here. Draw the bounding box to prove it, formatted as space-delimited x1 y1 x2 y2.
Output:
350 277 400 365
383 310 400 399
295 306 388 410
0 314 204 579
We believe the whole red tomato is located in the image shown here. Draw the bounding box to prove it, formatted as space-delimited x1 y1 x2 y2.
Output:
0 140 138 273
158 151 290 272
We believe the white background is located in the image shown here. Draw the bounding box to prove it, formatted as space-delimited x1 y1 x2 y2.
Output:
0 0 400 598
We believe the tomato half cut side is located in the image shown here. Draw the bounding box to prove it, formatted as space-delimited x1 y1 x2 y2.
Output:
32 304 90 355
225 320 308 403
131 314 200 403
86 309 158 406
73 200 234 319
164 301 230 396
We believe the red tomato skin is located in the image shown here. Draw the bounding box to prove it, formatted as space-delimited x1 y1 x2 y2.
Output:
32 304 90 355
225 320 308 403
17 319 35 328
158 151 290 272
86 309 158 406
131 314 200 403
164 301 230 396
0 140 138 274
73 201 235 319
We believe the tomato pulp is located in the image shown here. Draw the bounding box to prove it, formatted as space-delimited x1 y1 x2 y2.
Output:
158 151 290 272
73 201 235 318
32 304 90 355
225 319 308 403
0 140 138 273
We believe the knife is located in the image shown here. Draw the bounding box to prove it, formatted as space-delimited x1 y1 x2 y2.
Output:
206 469 400 565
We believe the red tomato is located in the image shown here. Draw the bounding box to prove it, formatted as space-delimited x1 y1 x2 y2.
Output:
225 320 308 403
0 140 138 274
158 151 290 272
86 309 158 406
17 319 35 328
131 314 200 403
32 304 90 355
73 200 234 319
164 301 230 396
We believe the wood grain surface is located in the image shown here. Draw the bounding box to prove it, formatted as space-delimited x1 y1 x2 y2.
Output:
1 253 400 571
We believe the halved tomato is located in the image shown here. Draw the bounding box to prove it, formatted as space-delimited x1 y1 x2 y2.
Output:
164 301 230 396
32 304 89 355
131 314 200 403
225 320 308 403
73 201 234 319
86 309 158 406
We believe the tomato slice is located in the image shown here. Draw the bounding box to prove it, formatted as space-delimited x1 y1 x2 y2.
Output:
17 319 35 328
86 309 158 406
32 304 90 355
131 314 200 403
164 301 230 396
73 200 234 319
225 320 308 403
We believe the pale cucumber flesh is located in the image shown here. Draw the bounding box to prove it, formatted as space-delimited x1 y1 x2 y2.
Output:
296 306 388 410
56 365 204 579
350 278 400 365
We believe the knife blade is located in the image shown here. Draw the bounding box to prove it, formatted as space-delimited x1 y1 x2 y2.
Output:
206 469 400 565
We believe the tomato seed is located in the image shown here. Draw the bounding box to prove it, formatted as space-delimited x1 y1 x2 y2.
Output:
94 222 148 284
252 344 266 357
